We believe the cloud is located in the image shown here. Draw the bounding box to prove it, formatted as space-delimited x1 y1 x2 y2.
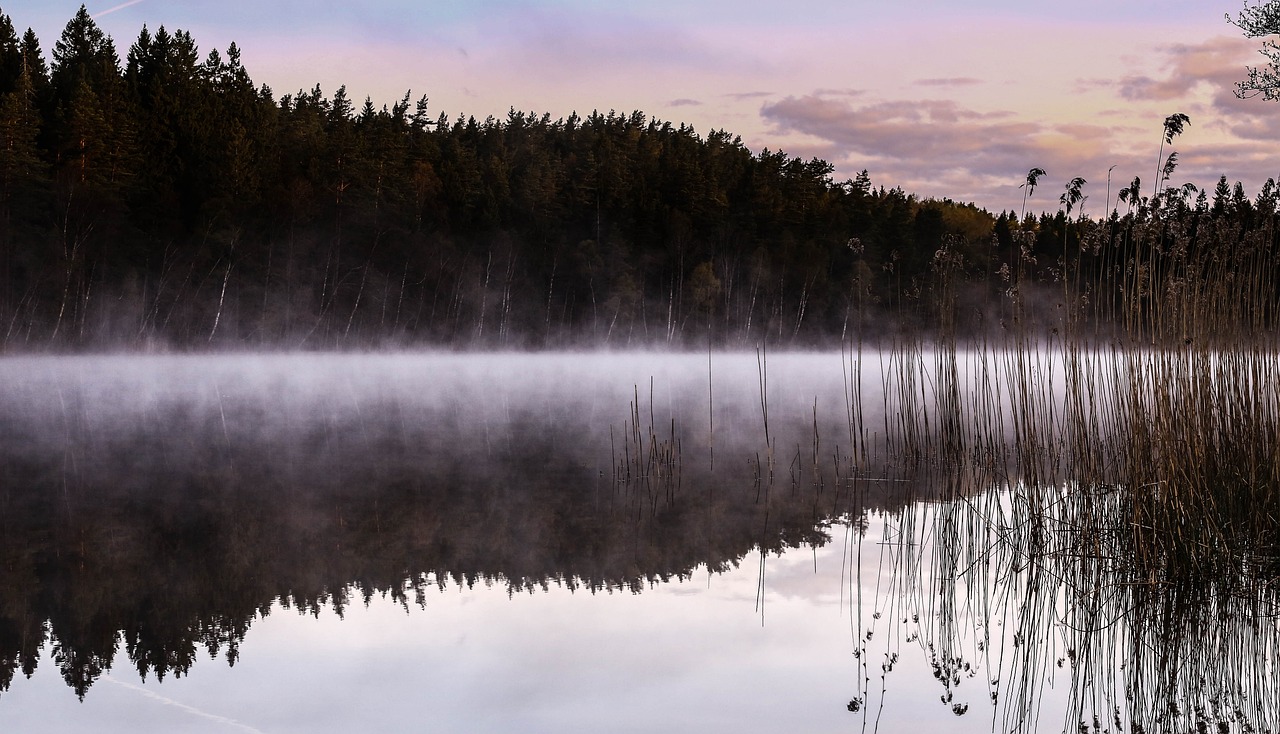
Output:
753 35 1280 212
914 77 981 87
479 6 774 82
811 88 865 98
1109 35 1279 172
92 0 146 19
759 94 1145 211
669 98 702 107
1116 36 1256 112
760 96 1036 162
102 676 268 734
724 91 775 101
1118 74 1188 101
1225 114 1280 142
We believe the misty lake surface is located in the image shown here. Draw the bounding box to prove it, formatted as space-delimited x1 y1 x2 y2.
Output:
1 351 1276 733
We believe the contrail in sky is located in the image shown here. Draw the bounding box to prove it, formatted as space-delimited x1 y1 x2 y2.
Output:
102 675 270 734
93 0 147 19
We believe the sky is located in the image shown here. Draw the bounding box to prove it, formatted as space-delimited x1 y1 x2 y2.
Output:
0 527 996 734
8 0 1280 214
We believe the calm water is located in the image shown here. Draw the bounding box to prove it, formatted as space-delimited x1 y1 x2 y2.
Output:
0 351 1275 733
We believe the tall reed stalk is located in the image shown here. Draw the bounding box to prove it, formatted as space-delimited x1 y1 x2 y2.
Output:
848 163 1280 730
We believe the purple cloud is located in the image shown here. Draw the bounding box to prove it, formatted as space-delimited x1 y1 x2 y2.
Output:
759 33 1279 213
759 94 1150 212
914 77 982 87
724 91 775 101
760 96 1038 161
1117 37 1256 112
811 88 866 98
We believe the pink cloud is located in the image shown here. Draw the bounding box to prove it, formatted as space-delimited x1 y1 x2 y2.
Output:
759 94 1159 212
1110 36 1278 176
811 88 866 98
914 77 982 87
761 95 1041 162
753 35 1279 212
1117 36 1257 112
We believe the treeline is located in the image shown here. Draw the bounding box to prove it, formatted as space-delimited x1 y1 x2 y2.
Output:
0 6 1003 349
1 7 1277 350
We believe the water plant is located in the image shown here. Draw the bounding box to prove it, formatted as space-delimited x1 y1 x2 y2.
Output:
1153 113 1190 200
843 164 1280 729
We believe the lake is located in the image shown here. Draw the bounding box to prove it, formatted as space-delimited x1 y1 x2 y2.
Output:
1 350 1276 733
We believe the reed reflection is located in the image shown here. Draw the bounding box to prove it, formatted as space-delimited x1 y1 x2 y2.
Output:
856 343 1280 733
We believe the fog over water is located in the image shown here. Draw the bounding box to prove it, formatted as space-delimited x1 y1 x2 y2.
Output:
0 351 897 732
2 349 1277 733
1 351 860 466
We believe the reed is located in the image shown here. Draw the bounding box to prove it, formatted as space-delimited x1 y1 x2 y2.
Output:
592 146 1278 728
850 170 1280 730
611 379 682 511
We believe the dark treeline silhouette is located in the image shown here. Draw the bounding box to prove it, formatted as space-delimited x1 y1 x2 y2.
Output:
3 8 1278 349
0 5 1026 350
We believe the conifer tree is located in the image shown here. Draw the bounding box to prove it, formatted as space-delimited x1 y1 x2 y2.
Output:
51 5 120 101
0 54 43 325
18 28 49 119
49 5 135 189
0 12 21 96
0 59 42 193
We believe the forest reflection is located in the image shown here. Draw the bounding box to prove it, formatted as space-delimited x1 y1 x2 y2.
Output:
1 351 1278 733
0 353 875 701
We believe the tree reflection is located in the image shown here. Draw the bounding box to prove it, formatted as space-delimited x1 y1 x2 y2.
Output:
0 389 852 698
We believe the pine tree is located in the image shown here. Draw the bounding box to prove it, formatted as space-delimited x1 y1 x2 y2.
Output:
0 56 44 325
18 28 50 127
0 12 21 96
0 59 42 192
1212 175 1230 217
49 5 135 189
51 6 120 99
